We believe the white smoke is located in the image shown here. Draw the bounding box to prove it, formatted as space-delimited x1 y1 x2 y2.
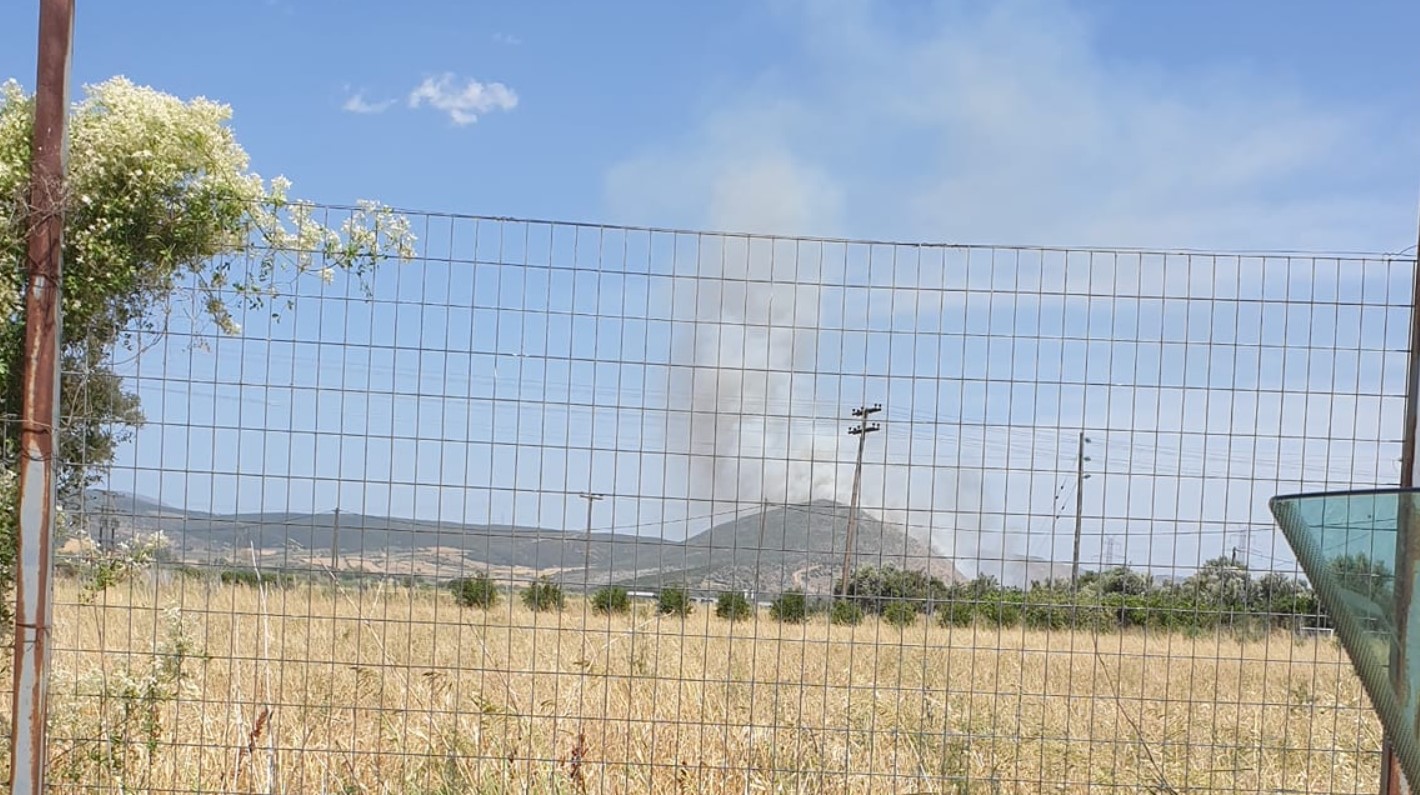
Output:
659 249 1001 567
652 154 1002 568
667 234 834 507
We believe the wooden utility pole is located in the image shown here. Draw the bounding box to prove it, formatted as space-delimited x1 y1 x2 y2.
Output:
839 404 881 596
1070 432 1092 589
752 499 769 602
10 2 74 793
330 507 341 570
578 492 604 579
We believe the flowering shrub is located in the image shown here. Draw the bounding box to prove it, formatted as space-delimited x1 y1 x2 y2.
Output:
0 77 416 343
0 76 416 634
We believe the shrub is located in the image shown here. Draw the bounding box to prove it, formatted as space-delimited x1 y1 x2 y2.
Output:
1103 592 1186 630
1023 592 1078 630
715 590 753 622
839 564 952 615
937 599 976 628
219 568 295 589
0 469 15 634
982 597 1023 628
169 563 206 581
770 589 809 624
52 607 204 782
1022 589 1109 631
1096 566 1153 596
450 573 500 609
591 585 631 615
657 586 693 616
219 568 261 588
881 600 918 628
521 577 565 612
829 599 864 626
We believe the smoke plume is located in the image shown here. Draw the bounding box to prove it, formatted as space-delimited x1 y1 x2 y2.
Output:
643 150 1009 576
653 179 998 568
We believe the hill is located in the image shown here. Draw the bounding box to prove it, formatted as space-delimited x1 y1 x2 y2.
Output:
628 500 964 595
71 490 968 595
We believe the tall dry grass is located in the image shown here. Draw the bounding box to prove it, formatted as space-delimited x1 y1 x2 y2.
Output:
3 576 1383 794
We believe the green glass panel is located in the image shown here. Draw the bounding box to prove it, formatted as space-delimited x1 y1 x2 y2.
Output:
1269 488 1419 788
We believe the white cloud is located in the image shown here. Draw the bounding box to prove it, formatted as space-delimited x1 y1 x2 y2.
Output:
492 32 523 46
604 0 1417 253
407 73 518 126
341 91 393 115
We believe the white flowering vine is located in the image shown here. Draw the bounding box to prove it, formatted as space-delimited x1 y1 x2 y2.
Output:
1 75 417 348
0 76 419 632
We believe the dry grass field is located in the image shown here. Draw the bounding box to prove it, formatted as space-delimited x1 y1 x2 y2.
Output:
4 577 1383 794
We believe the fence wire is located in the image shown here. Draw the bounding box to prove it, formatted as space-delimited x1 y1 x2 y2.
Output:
9 205 1415 793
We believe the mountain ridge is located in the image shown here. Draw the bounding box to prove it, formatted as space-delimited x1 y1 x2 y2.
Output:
75 489 978 593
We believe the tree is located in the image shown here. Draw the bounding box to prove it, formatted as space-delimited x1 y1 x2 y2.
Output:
1253 571 1317 628
961 573 1001 597
1185 556 1254 612
591 585 631 615
451 573 500 609
881 600 918 628
0 77 413 493
521 578 565 612
715 590 753 622
829 599 864 626
838 564 951 615
657 586 693 617
769 589 809 624
1330 553 1393 605
1094 566 1152 596
0 77 414 631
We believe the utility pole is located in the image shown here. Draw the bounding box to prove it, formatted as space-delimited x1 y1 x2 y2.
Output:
752 499 769 603
10 2 73 793
578 492 604 582
330 508 341 570
1070 432 1093 589
839 404 882 596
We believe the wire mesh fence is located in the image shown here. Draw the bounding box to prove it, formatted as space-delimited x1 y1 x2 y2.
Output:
7 204 1414 793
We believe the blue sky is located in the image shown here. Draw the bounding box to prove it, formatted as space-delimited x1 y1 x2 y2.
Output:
2 1 1416 247
3 1 1419 581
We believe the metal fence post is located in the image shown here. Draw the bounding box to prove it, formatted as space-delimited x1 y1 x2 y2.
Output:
1386 209 1420 795
8 1 73 793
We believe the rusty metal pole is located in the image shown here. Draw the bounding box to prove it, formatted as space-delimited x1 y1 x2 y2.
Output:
1386 211 1420 795
9 1 73 793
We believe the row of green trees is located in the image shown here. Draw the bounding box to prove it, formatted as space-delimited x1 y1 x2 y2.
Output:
451 576 762 619
838 557 1334 632
449 575 827 622
447 553 1396 633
